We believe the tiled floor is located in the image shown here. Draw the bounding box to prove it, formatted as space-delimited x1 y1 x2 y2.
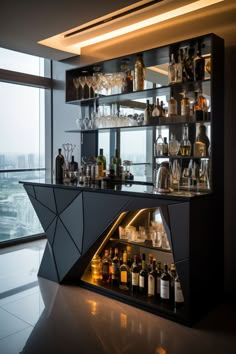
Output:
0 239 235 354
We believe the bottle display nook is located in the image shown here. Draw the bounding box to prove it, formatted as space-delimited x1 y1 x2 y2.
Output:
81 207 185 316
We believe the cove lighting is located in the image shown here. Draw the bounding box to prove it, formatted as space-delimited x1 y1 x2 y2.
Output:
38 0 223 55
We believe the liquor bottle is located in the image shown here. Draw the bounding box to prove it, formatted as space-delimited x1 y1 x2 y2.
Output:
122 68 133 93
175 272 184 309
194 45 205 81
163 137 169 156
134 53 145 91
175 50 183 83
169 263 177 304
144 100 152 125
181 48 188 83
185 46 194 82
156 261 162 298
96 148 106 178
197 89 208 112
168 53 176 84
148 259 158 297
181 91 190 116
155 134 164 156
168 134 180 156
119 249 130 291
68 155 78 171
139 253 148 295
55 148 65 182
180 125 192 156
131 255 139 293
160 264 171 304
195 124 210 155
101 249 111 283
111 247 120 286
152 98 161 117
168 94 177 117
193 91 203 122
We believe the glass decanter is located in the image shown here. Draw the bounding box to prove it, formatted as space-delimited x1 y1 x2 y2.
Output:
168 134 180 156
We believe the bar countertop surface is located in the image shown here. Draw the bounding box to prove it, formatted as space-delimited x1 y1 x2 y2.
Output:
19 178 211 201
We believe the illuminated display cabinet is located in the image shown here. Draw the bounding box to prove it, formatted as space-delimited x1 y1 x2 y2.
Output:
21 33 224 325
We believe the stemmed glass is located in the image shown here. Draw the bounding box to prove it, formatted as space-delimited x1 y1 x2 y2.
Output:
73 77 80 100
78 76 86 99
86 75 93 98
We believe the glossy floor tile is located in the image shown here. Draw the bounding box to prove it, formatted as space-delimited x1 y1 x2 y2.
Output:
0 239 236 354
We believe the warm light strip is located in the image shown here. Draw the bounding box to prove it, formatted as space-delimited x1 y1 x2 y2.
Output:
126 209 147 228
148 66 169 76
71 0 223 52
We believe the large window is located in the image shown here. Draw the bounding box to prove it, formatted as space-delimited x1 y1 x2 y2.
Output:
0 48 51 244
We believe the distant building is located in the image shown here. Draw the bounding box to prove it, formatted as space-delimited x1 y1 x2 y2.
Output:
17 155 26 169
28 154 35 168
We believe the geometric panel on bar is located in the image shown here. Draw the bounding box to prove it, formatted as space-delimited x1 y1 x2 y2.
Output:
28 195 56 232
82 192 129 254
38 242 59 283
34 186 57 214
46 217 58 246
54 187 81 215
168 202 190 262
60 193 83 253
23 184 36 199
53 218 81 282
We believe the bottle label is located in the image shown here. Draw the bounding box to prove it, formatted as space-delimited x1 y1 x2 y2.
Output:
168 103 177 116
139 276 145 288
111 263 119 279
160 279 170 299
175 282 184 303
132 273 139 286
120 270 127 283
148 275 155 295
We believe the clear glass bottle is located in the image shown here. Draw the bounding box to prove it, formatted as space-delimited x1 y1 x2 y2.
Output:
119 249 130 291
152 98 161 117
181 91 190 116
180 125 192 156
134 53 145 91
155 134 164 156
168 134 180 156
168 53 176 84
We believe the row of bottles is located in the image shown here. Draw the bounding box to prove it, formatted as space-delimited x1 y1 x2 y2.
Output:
90 247 184 310
155 124 210 158
168 43 207 84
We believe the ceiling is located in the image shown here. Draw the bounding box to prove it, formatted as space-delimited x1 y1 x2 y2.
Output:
0 0 235 62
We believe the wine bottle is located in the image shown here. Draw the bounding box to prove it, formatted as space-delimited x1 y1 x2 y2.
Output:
144 100 152 125
139 254 148 295
131 255 139 293
175 272 184 309
163 137 169 156
156 261 162 298
148 259 158 297
55 148 65 182
160 264 171 304
168 53 176 84
96 148 106 178
69 155 78 171
111 247 120 286
119 249 130 291
169 263 177 304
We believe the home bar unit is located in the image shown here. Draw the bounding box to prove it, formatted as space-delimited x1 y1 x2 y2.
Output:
20 33 224 326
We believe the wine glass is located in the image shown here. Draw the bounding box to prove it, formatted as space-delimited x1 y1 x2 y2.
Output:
73 77 80 100
78 76 86 99
86 75 93 98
